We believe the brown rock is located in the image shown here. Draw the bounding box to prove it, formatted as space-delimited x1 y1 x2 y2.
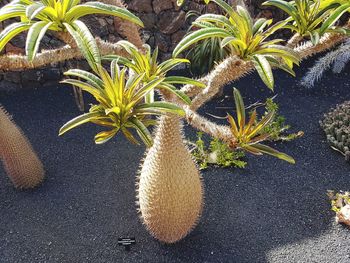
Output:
158 11 186 35
106 18 114 25
206 2 220 13
337 205 350 226
153 0 173 14
171 30 186 47
139 13 156 29
128 0 153 13
188 2 203 12
97 18 108 27
108 34 120 43
257 10 273 19
155 33 170 52
5 43 24 55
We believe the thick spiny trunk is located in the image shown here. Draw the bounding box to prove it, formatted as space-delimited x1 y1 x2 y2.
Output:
0 107 45 189
138 115 203 243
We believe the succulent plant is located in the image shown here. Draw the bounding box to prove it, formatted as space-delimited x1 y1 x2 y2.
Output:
138 115 203 243
0 106 45 189
263 0 350 45
59 62 186 146
227 88 295 163
320 101 350 160
103 40 204 104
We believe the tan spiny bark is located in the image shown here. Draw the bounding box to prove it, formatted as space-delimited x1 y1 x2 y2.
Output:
0 106 45 189
138 115 204 243
0 38 128 71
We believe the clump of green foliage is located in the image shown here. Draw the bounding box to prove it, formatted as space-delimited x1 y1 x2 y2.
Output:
264 0 350 45
185 10 230 76
187 35 230 76
173 1 301 90
189 96 302 169
258 97 304 142
190 132 247 170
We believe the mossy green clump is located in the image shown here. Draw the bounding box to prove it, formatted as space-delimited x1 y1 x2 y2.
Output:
320 101 350 161
257 98 304 142
190 132 247 170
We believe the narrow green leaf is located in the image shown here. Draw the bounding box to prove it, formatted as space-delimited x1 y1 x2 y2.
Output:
173 27 230 57
129 117 153 147
0 5 26 23
26 21 53 61
122 127 140 145
263 0 298 18
0 22 31 52
252 55 274 90
59 111 103 135
65 2 144 27
320 3 350 35
63 20 100 73
157 83 192 105
157 58 189 73
164 76 206 88
64 69 104 88
247 110 275 139
25 2 45 20
233 88 246 132
228 113 239 137
248 143 295 164
94 128 119 144
135 102 185 116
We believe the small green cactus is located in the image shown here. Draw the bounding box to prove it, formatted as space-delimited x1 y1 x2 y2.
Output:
320 101 350 161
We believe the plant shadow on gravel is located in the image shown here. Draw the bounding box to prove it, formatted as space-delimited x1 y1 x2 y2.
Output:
0 57 350 262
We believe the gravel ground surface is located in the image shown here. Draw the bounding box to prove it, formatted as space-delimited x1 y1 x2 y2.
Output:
1 58 350 263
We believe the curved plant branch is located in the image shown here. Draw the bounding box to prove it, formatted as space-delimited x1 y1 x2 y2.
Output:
165 26 350 146
0 38 128 71
186 31 349 105
287 33 303 48
190 56 254 111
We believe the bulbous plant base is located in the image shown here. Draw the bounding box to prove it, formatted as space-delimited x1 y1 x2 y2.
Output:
0 107 45 189
138 115 204 243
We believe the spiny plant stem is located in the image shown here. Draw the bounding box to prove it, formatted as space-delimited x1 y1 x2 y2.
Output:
0 39 128 71
162 22 350 144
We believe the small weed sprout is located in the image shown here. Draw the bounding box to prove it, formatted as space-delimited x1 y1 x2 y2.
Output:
258 98 304 142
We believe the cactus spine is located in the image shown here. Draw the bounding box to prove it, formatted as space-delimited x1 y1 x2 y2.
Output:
138 115 204 243
0 106 45 189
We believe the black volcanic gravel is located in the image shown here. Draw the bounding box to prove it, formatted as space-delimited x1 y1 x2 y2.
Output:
1 58 350 263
